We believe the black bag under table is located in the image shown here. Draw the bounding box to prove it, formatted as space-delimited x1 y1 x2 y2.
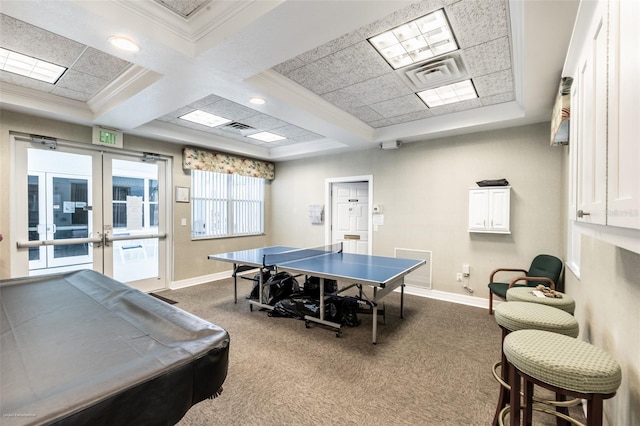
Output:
0 270 229 426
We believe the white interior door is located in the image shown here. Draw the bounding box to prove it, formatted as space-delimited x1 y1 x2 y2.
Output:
331 182 369 254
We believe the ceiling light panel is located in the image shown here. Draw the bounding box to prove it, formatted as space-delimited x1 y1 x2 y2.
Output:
179 110 231 127
369 9 458 70
247 131 286 142
0 48 66 84
417 79 477 108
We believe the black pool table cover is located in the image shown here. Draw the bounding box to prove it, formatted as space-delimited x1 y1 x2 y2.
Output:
0 270 229 425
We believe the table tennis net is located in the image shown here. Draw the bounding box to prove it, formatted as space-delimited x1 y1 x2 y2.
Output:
263 243 342 267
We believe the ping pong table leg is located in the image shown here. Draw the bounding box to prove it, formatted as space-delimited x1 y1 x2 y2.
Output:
372 287 378 344
232 264 238 304
400 282 405 319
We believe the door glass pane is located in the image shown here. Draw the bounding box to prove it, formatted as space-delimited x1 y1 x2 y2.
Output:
52 177 89 258
27 148 93 274
28 175 41 261
112 159 159 283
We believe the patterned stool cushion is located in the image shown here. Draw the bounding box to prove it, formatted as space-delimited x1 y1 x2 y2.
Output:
495 302 579 337
506 286 575 314
504 329 622 394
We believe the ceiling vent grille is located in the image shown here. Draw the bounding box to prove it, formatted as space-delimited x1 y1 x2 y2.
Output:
220 122 256 135
396 51 469 92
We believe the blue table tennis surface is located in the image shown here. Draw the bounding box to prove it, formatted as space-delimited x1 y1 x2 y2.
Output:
209 246 424 286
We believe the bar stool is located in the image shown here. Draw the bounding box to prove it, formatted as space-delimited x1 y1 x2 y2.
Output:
503 329 621 426
492 302 579 426
506 286 576 315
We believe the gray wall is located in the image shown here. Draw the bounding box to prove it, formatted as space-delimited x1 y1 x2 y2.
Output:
271 122 564 298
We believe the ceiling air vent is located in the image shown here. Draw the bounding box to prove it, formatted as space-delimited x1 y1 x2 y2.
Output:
220 121 256 135
396 51 469 92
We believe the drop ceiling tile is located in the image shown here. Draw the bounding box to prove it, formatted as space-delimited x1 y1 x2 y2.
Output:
272 57 307 75
344 73 412 105
199 98 257 121
72 48 131 80
286 41 390 95
0 69 53 92
480 91 515 106
348 105 384 123
357 0 452 39
447 0 508 48
464 37 511 77
296 30 362 64
55 69 108 96
188 94 225 109
428 98 483 116
51 86 92 102
158 106 195 121
474 69 513 97
368 109 433 128
369 94 427 118
321 88 366 111
154 0 211 18
240 114 289 131
0 14 85 67
270 124 321 141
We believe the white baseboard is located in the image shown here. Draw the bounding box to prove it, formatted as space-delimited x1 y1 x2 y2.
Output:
402 285 491 310
170 274 492 311
170 271 232 290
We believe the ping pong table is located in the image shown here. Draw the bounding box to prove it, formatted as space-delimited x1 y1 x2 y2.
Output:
208 243 425 344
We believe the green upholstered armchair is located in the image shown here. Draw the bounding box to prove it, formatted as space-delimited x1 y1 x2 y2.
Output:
487 254 563 314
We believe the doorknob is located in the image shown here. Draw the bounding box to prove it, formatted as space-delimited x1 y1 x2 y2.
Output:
83 205 93 211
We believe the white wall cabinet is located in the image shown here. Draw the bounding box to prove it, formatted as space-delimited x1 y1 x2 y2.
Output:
564 0 640 254
468 187 510 234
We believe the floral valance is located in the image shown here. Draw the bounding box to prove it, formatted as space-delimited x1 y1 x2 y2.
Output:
182 147 275 180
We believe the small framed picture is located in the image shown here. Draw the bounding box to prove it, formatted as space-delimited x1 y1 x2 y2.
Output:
175 186 190 203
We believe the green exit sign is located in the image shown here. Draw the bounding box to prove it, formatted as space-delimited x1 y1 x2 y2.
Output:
92 126 123 148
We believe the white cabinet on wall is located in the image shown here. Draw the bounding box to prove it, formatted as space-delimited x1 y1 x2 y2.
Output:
564 0 640 254
468 187 510 234
606 0 640 230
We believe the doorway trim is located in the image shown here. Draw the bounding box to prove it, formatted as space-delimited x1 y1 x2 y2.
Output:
324 175 373 255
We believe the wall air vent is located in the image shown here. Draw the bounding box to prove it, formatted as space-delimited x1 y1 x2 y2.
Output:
396 51 469 92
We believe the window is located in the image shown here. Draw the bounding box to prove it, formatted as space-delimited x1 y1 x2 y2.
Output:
112 176 158 229
191 170 264 238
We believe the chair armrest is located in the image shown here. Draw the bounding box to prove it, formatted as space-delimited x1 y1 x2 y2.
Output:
490 268 528 282
508 276 555 290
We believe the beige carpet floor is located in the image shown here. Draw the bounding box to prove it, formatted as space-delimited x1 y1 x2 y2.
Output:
156 278 586 425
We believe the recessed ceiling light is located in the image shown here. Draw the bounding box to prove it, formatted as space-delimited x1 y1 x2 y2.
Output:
249 97 266 105
247 131 286 142
0 47 66 84
179 110 231 128
416 80 477 108
368 9 457 70
108 36 140 52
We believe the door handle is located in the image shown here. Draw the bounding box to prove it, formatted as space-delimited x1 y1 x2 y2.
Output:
577 210 590 218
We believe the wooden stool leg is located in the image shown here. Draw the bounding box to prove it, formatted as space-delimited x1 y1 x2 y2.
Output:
509 363 521 426
493 328 511 426
523 378 534 426
587 395 603 426
555 392 570 426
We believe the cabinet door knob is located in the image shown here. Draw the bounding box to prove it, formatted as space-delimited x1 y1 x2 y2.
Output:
577 210 591 218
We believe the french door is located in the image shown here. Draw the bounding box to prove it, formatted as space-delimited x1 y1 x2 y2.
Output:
16 137 168 292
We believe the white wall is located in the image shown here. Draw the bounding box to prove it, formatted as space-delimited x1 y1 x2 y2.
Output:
270 122 564 299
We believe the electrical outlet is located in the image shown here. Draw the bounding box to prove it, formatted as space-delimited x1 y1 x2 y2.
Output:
456 273 463 282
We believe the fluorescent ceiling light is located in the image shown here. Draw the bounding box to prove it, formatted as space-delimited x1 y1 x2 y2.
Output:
247 131 286 142
0 48 66 83
368 9 457 70
179 110 231 127
417 79 477 107
108 36 140 52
